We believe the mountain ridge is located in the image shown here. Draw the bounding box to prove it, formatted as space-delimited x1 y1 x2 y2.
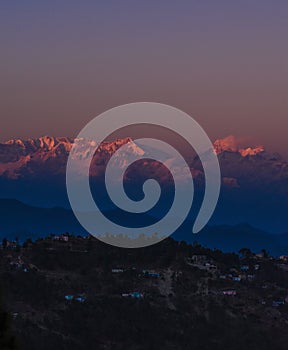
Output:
0 198 287 256
0 135 287 233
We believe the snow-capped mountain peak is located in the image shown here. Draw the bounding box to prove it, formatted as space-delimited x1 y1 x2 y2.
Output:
214 135 265 157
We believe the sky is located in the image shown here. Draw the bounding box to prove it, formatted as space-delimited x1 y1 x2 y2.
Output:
0 0 287 154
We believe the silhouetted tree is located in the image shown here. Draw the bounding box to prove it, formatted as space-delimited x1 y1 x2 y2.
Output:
239 248 253 259
2 238 8 249
261 249 269 259
0 291 17 349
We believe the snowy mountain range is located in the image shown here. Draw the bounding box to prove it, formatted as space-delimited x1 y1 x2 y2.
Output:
0 135 287 233
0 135 287 193
0 134 286 179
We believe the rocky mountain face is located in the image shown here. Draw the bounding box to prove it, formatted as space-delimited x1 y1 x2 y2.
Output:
0 135 287 232
0 136 135 178
0 135 286 183
213 135 265 156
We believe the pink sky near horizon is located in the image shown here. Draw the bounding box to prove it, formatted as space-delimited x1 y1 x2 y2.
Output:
0 1 287 155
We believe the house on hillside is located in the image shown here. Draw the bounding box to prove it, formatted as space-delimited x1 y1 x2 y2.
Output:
130 292 144 299
65 294 86 303
189 255 208 264
187 256 217 271
232 276 241 282
122 292 144 299
223 290 237 296
204 263 217 271
272 300 285 307
142 270 160 278
247 274 255 281
4 240 18 249
75 296 86 303
10 261 23 270
54 234 69 242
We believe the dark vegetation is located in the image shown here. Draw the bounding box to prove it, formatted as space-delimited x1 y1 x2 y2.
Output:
1 235 288 350
0 291 17 349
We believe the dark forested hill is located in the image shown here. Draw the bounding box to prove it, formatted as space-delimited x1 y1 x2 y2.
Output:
1 236 288 350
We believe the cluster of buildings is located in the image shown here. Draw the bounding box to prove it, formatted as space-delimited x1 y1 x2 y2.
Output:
222 290 237 296
8 256 34 273
64 294 86 303
0 239 18 250
53 234 69 242
186 255 217 272
219 271 256 282
111 267 161 300
121 292 144 299
142 270 161 278
112 267 161 279
186 255 264 299
187 255 259 282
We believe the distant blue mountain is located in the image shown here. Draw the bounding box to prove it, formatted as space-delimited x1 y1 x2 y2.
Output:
0 199 287 256
0 199 86 241
0 136 287 234
173 222 288 256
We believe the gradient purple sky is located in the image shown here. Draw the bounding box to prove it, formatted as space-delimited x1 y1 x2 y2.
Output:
0 0 287 153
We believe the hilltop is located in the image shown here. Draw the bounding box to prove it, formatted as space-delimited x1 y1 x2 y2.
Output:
1 236 288 349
